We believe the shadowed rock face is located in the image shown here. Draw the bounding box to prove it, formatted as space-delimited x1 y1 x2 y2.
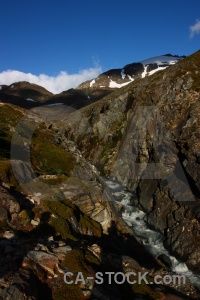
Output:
64 50 200 272
0 81 53 102
0 52 200 299
44 88 114 109
0 81 53 109
0 81 114 109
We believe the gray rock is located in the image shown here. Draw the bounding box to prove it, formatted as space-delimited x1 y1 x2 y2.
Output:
24 250 59 276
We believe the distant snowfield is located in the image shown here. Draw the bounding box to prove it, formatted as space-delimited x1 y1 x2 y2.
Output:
139 55 180 79
86 55 182 88
109 55 180 88
140 55 181 66
140 55 180 79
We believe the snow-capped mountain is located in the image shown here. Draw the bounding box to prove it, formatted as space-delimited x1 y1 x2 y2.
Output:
77 54 185 89
0 54 185 110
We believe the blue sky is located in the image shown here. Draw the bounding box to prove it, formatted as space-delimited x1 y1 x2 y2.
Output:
0 0 200 93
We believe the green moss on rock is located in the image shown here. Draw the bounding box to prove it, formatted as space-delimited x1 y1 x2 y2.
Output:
53 278 85 300
42 196 102 241
18 209 31 226
0 220 10 231
62 248 88 278
0 105 24 160
0 160 20 189
31 130 75 176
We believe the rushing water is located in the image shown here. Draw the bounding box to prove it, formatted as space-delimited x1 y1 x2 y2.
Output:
105 178 200 290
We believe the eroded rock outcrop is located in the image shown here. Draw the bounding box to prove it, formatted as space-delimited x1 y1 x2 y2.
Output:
64 51 200 272
0 52 200 299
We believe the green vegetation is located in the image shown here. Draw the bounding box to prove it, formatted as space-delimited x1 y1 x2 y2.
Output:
28 125 74 175
53 248 101 300
17 122 35 139
18 209 31 226
62 248 88 277
0 220 10 231
53 280 85 300
0 104 75 179
0 160 20 188
42 196 102 241
130 279 161 299
50 216 77 241
0 105 24 160
85 250 101 266
120 271 161 299
39 175 69 185
31 125 75 176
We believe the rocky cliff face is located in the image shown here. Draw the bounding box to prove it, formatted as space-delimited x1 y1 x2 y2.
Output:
0 51 200 299
64 51 200 273
0 103 183 299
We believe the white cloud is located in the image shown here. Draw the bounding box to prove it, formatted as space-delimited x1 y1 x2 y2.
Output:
0 67 102 94
189 19 200 39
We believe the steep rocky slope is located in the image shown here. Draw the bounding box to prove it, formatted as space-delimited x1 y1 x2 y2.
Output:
0 51 199 299
44 88 114 109
1 103 196 299
0 81 53 102
64 50 200 273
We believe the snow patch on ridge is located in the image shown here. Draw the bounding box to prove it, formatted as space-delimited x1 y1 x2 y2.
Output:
121 69 126 80
109 79 131 88
90 79 95 87
140 55 180 67
127 75 134 81
148 66 168 75
141 65 149 78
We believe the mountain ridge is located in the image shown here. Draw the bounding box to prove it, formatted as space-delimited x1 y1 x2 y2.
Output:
77 54 185 90
0 53 185 109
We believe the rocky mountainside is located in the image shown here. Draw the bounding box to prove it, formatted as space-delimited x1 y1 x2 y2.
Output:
32 55 185 110
0 51 199 299
43 88 114 109
0 103 188 300
64 50 200 282
0 81 53 102
0 81 53 108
